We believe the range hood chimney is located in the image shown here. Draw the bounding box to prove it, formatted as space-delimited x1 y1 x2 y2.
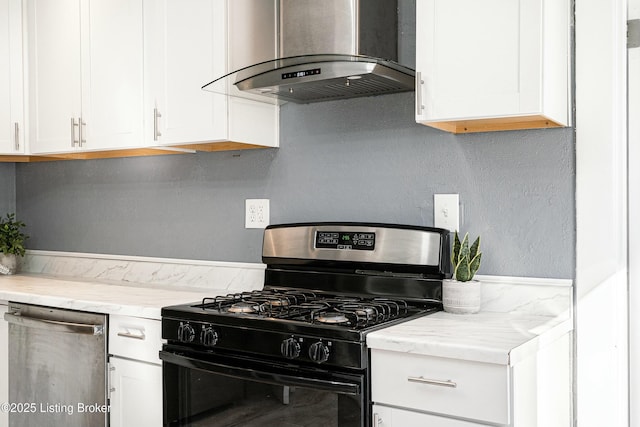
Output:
203 0 415 104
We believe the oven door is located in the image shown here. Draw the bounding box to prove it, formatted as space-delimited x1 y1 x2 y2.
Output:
160 346 367 427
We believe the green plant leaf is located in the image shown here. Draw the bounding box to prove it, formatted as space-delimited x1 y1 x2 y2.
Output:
0 213 28 257
469 252 482 279
469 236 481 259
459 233 470 261
452 231 461 264
455 255 471 281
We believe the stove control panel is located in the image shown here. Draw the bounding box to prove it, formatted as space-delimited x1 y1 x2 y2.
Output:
315 231 375 251
163 318 365 368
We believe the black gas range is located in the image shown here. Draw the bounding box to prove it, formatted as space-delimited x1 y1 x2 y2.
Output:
160 223 450 427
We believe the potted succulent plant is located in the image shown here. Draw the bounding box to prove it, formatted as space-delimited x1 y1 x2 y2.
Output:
0 213 29 275
442 231 482 314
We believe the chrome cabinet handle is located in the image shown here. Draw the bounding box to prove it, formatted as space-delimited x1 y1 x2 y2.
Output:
4 312 104 335
416 71 424 115
373 413 383 426
79 117 86 147
154 108 162 141
14 122 19 150
71 118 79 147
117 330 146 340
108 364 116 393
407 376 457 388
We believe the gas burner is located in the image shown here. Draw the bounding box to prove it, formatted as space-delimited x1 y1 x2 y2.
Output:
338 303 380 323
314 311 351 325
262 297 290 308
228 301 259 314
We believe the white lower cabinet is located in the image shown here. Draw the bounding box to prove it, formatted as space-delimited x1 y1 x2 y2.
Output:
108 315 163 427
109 357 162 427
372 404 490 427
371 332 572 427
0 303 8 427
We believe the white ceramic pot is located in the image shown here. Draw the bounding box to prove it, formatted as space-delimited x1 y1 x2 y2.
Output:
442 279 481 314
0 253 18 275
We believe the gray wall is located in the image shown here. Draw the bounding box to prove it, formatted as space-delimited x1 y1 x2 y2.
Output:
15 91 575 278
0 164 16 215
11 0 576 279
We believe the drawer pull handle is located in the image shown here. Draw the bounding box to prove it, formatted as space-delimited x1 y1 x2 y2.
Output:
407 376 457 388
117 331 146 340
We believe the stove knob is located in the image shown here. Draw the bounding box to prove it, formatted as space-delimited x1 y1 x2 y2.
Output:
280 337 301 359
201 327 219 347
178 323 195 343
308 341 330 364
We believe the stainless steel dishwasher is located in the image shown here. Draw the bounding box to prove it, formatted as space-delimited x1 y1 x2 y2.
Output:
3 302 108 427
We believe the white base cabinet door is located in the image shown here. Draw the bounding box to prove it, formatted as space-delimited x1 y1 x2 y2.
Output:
415 0 570 134
373 404 491 427
108 314 163 427
371 332 572 427
0 303 8 427
109 357 162 427
0 0 25 155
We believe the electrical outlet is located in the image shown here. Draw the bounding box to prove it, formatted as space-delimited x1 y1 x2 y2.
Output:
434 194 459 232
245 199 270 228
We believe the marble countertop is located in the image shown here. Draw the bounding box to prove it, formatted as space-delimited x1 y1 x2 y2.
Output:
366 311 572 365
0 274 227 320
1 269 573 365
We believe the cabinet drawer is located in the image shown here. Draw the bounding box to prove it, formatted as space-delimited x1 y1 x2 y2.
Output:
373 404 493 427
109 315 163 364
371 349 510 425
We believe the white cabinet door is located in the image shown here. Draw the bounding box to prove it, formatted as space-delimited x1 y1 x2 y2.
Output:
81 0 144 150
0 304 8 427
0 0 25 154
27 0 82 153
144 0 227 145
145 0 279 149
373 404 491 427
28 0 144 154
415 0 569 133
109 357 162 427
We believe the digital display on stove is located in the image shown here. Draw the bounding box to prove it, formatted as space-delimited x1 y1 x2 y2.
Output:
315 231 375 251
282 68 321 80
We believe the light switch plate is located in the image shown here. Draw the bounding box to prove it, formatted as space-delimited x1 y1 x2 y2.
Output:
245 199 270 228
434 194 459 232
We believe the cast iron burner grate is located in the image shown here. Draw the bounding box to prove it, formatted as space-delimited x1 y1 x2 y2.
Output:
197 289 414 328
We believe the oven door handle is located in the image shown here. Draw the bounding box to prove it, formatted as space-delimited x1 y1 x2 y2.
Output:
159 350 361 396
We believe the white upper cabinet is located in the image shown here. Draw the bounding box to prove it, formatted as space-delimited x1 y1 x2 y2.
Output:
415 0 570 133
27 0 144 154
144 0 279 150
0 0 25 155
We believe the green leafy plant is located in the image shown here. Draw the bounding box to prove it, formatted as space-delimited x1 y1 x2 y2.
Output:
451 231 482 282
0 213 29 257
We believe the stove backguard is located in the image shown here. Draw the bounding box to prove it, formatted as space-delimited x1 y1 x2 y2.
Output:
262 223 451 279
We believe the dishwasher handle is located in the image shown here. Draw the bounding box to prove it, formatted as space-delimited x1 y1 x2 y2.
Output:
4 312 104 335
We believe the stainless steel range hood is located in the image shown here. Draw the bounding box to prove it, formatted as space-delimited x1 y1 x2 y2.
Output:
203 0 415 105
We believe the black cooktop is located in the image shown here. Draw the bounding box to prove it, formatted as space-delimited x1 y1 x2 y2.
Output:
162 287 441 343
